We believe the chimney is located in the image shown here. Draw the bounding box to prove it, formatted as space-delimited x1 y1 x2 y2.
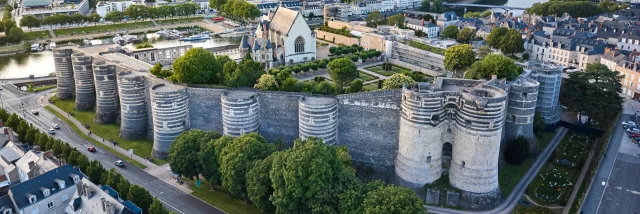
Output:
7 128 14 142
605 47 612 54
421 18 424 26
28 161 35 171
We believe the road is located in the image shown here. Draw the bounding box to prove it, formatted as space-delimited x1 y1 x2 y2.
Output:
0 85 225 214
581 113 640 214
426 127 568 214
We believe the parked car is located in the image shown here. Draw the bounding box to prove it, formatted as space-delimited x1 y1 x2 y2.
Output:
47 129 55 134
31 110 39 115
87 146 96 152
623 121 637 127
630 133 640 138
114 160 124 167
627 128 640 135
52 124 60 129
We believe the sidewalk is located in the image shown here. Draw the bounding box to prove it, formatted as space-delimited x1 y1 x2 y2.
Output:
41 93 193 194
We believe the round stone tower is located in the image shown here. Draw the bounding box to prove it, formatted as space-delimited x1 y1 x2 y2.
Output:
395 83 447 187
71 53 95 110
150 83 189 159
92 61 119 124
449 86 507 204
117 71 148 140
298 96 338 145
54 48 75 100
505 78 540 156
221 90 259 137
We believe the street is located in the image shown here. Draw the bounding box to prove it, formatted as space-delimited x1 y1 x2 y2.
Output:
0 84 225 214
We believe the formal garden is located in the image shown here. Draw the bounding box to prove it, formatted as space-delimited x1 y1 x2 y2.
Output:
527 133 592 205
365 63 412 76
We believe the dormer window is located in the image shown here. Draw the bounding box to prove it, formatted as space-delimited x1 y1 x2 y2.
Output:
73 176 79 183
3 209 12 214
28 195 36 204
41 187 50 197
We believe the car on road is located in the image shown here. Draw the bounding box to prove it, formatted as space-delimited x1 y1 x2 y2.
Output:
87 146 96 152
630 133 640 138
47 129 55 134
627 128 640 136
52 124 60 129
623 121 637 127
114 160 124 167
31 110 39 115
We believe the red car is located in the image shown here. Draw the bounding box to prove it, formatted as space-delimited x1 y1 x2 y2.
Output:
87 146 96 152
631 133 640 138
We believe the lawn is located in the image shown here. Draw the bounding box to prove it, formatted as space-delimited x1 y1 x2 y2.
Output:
186 178 261 214
50 99 166 165
363 83 379 91
156 17 203 25
27 85 56 92
25 30 51 40
357 72 378 82
54 21 154 36
45 106 147 169
365 65 410 77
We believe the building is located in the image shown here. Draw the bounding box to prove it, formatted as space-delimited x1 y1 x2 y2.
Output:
20 0 90 19
390 40 445 74
240 35 274 68
0 141 25 186
525 29 605 70
393 0 419 10
96 1 133 18
7 165 83 214
349 0 393 15
15 150 61 183
405 18 439 38
255 7 316 65
193 0 211 13
436 11 459 30
255 0 302 14
65 178 142 214
525 63 563 124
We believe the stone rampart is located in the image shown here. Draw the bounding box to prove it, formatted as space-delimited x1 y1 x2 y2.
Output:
117 71 148 140
187 87 226 133
92 61 119 124
71 52 95 110
298 96 338 145
315 30 360 46
54 48 75 100
150 83 189 158
221 90 259 137
257 91 303 144
505 77 540 156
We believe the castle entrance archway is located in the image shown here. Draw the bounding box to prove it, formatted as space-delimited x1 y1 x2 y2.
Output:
442 142 452 175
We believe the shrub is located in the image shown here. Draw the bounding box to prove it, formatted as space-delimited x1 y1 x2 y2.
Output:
505 136 530 165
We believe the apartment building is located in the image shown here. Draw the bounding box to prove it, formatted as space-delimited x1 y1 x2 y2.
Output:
7 165 82 214
405 18 439 38
96 1 133 18
350 0 393 15
393 0 419 10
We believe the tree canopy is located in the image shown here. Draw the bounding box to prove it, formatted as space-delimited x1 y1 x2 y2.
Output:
19 15 40 30
562 63 623 125
361 185 425 214
441 25 458 40
457 28 476 44
505 136 530 165
328 58 358 91
500 29 525 55
382 73 416 89
219 133 275 200
464 54 520 80
527 1 604 17
168 130 222 179
444 44 476 78
254 74 279 91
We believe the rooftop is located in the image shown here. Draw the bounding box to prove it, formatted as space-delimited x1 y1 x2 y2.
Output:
9 165 82 209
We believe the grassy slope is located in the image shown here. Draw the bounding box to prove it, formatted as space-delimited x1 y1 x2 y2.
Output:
25 30 52 40
185 178 260 214
156 17 203 25
54 22 154 36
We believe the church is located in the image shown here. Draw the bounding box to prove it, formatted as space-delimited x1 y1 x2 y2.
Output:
240 7 317 68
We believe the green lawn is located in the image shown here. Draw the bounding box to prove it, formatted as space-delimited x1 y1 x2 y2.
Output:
365 65 409 77
357 72 378 82
54 22 154 36
44 106 147 169
186 178 260 214
363 83 379 91
50 99 166 165
156 17 203 25
27 85 56 92
25 30 51 40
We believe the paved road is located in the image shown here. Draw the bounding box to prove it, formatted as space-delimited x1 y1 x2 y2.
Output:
426 127 568 214
581 114 640 214
0 86 225 214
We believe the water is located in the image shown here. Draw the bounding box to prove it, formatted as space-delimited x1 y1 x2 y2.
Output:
0 33 241 79
456 0 548 17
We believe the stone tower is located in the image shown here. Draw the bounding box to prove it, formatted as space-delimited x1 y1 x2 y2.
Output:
92 61 119 124
298 96 338 145
71 53 95 110
505 77 540 156
117 71 148 140
221 90 259 137
150 83 189 159
54 48 75 100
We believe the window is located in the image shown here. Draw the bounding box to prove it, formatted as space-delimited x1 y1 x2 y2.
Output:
294 36 305 53
47 202 54 209
426 156 432 163
29 196 37 204
461 161 466 168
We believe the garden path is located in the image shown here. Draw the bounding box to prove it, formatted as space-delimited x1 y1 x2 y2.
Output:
522 194 565 209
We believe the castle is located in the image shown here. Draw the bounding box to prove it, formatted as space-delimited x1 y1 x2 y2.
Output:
53 46 562 210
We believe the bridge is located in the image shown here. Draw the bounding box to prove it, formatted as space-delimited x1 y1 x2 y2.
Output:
442 3 528 10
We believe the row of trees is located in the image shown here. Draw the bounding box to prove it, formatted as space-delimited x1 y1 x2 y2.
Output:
419 0 443 13
210 0 260 24
0 109 170 214
486 27 525 56
463 10 493 19
0 5 24 44
443 44 522 80
168 130 425 213
21 13 102 30
441 26 477 44
527 1 606 17
105 3 200 23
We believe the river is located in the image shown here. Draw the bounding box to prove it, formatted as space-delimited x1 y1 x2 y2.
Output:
455 0 548 17
0 34 240 79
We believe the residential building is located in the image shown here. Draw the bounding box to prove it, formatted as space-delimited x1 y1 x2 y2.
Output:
96 1 133 18
65 177 142 214
20 0 90 19
436 11 458 31
0 141 25 186
349 0 393 15
405 18 439 38
7 165 83 214
255 0 302 14
393 0 419 10
15 150 60 183
0 195 14 214
193 0 211 12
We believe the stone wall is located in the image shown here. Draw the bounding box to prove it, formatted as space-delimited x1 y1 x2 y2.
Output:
186 88 225 133
221 90 259 137
257 91 303 144
327 20 351 30
388 58 442 77
315 30 360 46
150 83 189 159
336 90 402 177
299 96 338 145
130 45 192 65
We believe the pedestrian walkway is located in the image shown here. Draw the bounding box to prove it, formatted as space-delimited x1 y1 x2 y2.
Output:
41 93 193 194
151 19 159 27
522 194 564 209
48 28 56 38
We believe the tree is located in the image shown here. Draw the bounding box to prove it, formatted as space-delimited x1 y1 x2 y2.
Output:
169 130 222 179
328 58 358 92
339 180 384 214
25 126 37 145
0 108 8 121
87 13 101 26
69 13 85 25
527 1 604 17
149 198 170 214
308 12 315 20
220 133 275 201
254 74 278 91
365 11 382 27
136 42 153 49
150 63 162 76
465 54 519 80
76 154 90 171
7 26 23 43
481 10 492 17
224 59 265 87
17 120 29 142
464 11 481 18
562 63 623 125
6 113 18 129
105 168 122 188
246 155 275 213
486 27 508 49
500 29 525 56
172 48 218 84
387 14 405 27
270 137 357 213
67 150 79 166
127 185 153 212
432 0 442 13
533 112 545 135
348 79 363 93
280 77 298 92
117 177 131 200
457 28 475 44
86 160 106 184
199 136 230 189
19 15 40 30
104 11 124 23
361 185 425 214
420 0 430 12
441 25 459 40
444 44 476 78
477 46 492 59
505 136 530 165
383 73 416 89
